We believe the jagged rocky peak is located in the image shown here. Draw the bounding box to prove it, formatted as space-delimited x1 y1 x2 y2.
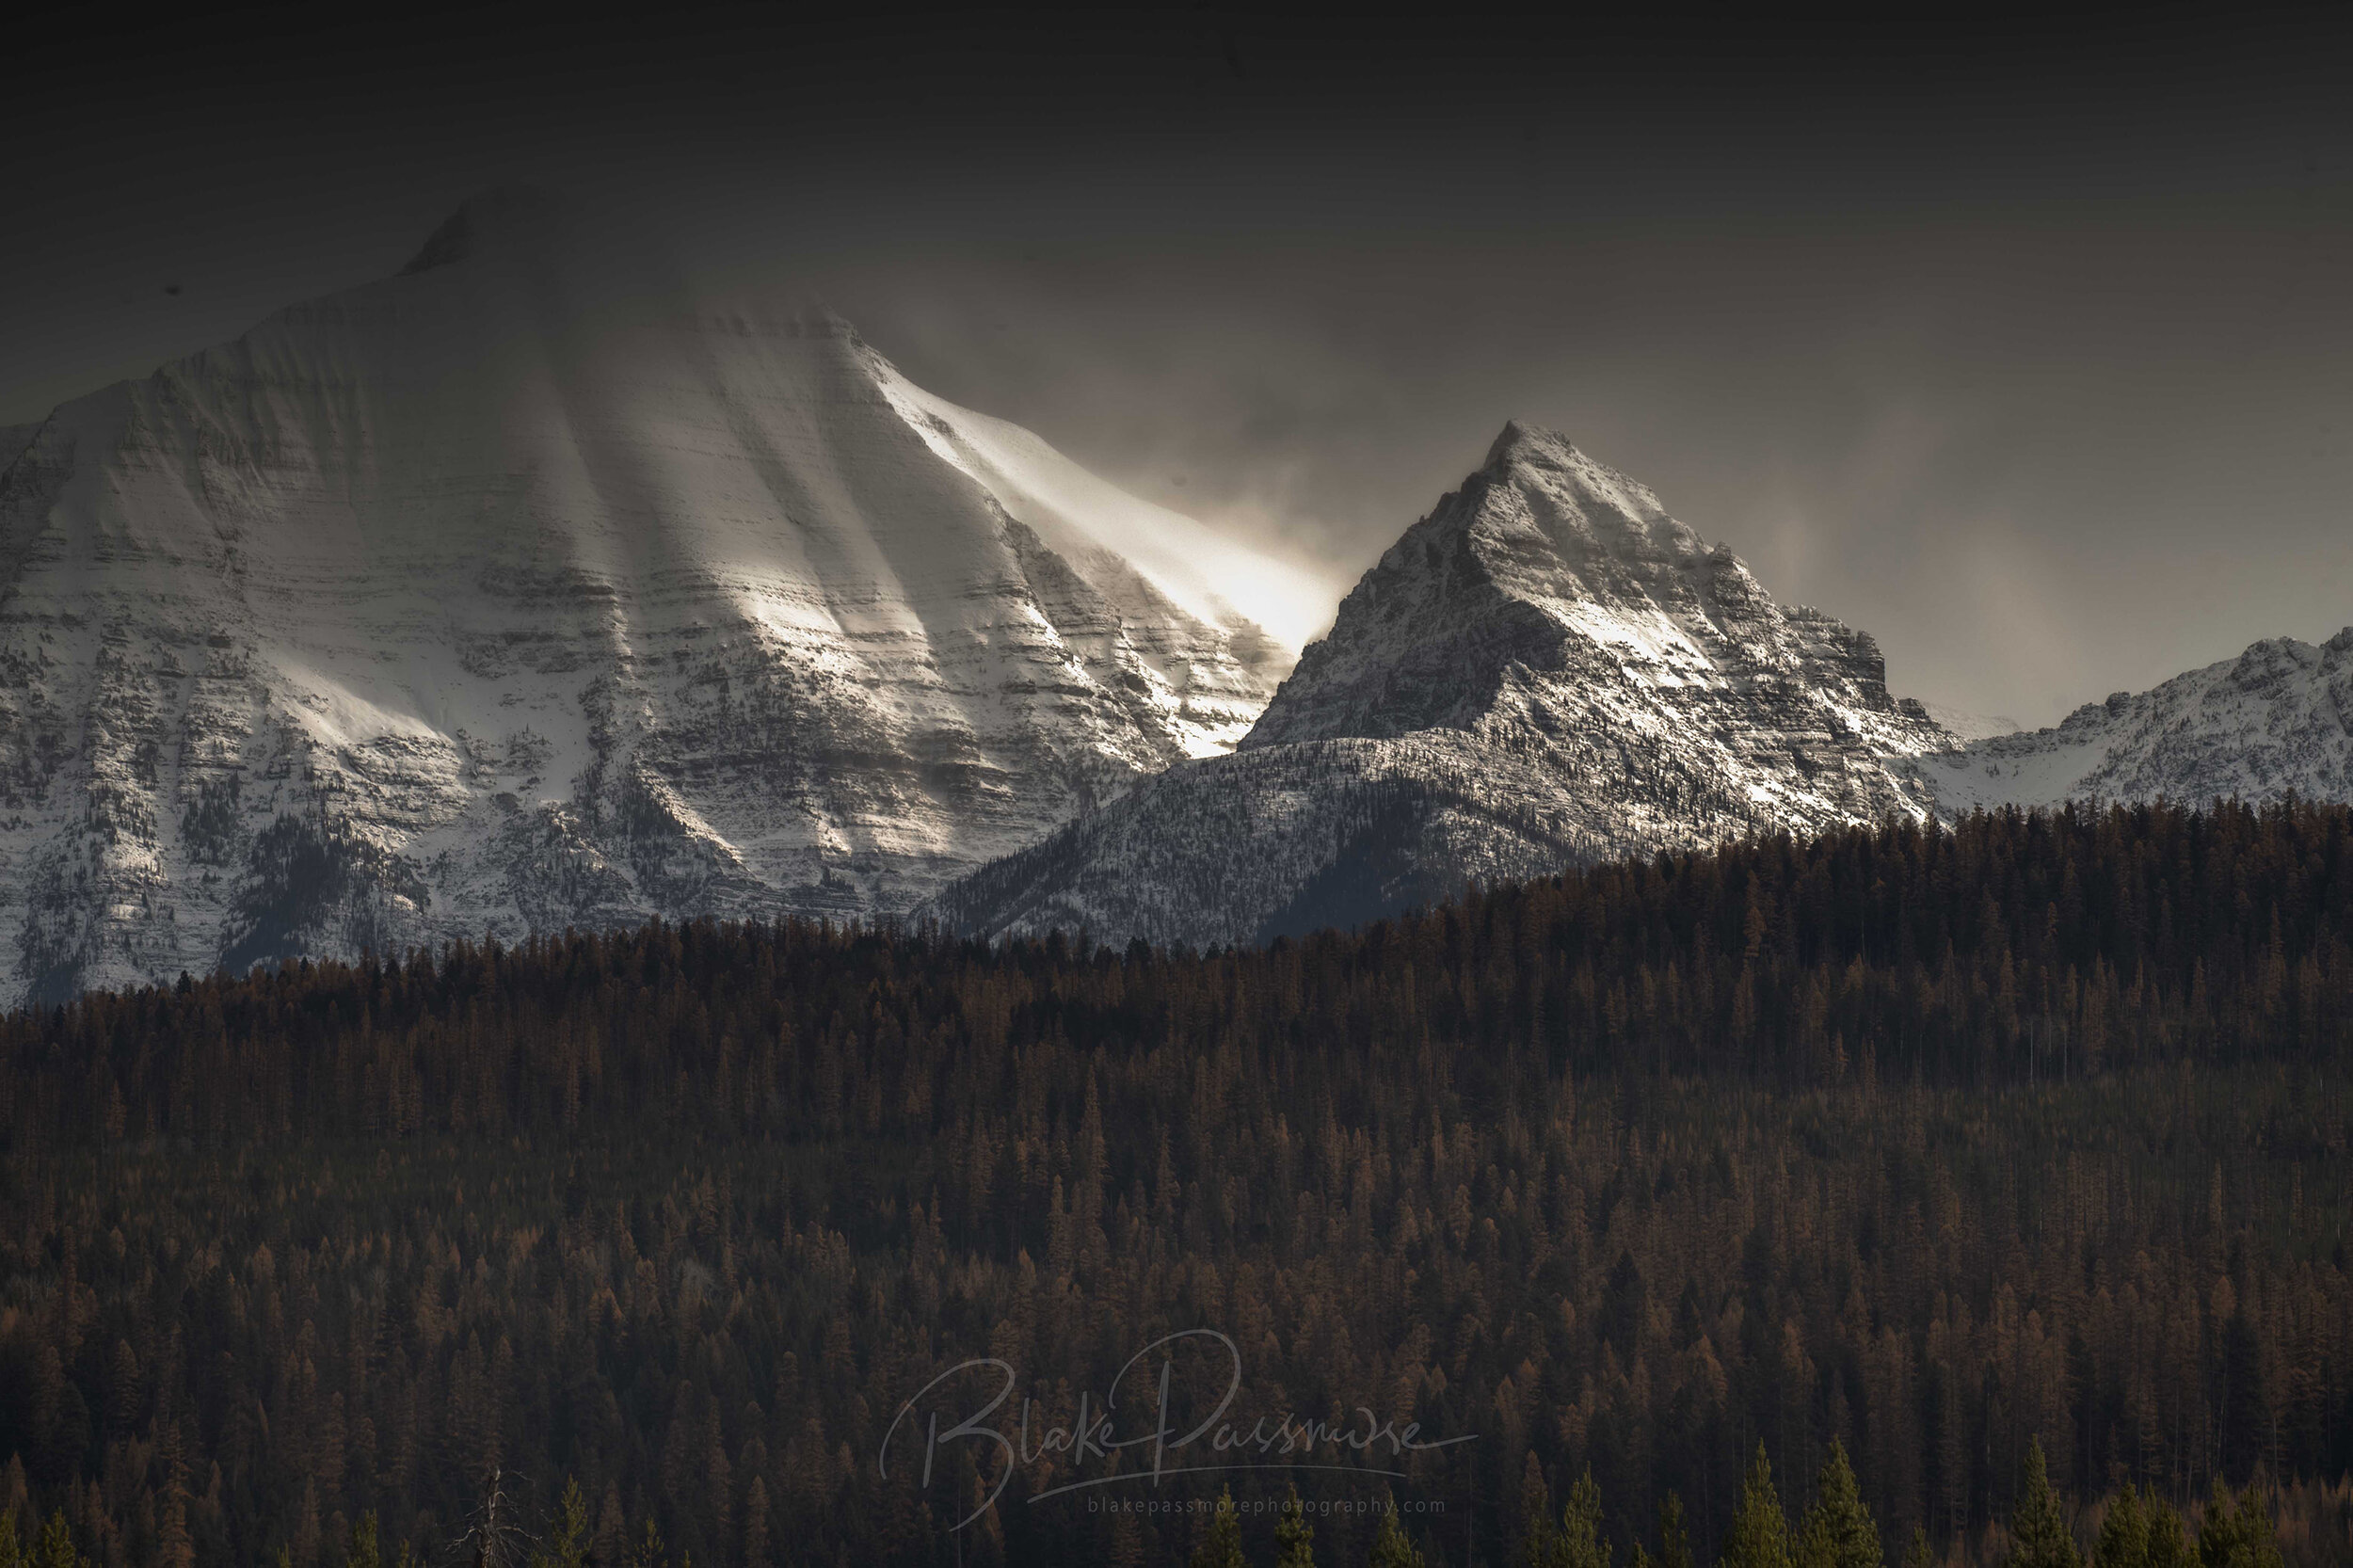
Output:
1246 419 1937 752
1474 419 1689 565
0 190 1329 1004
930 427 1958 951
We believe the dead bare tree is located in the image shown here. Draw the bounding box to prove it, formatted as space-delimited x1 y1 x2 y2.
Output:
445 1468 537 1568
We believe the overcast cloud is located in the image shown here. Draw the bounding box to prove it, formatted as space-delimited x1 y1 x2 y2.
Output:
7 8 2349 725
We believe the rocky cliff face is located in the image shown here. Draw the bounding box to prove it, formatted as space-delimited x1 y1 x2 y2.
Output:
0 192 1320 1004
1927 628 2353 813
930 424 1958 948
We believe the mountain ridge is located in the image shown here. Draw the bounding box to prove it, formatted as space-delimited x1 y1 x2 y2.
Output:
12 195 2347 989
1931 626 2353 813
929 424 1960 948
0 196 1323 1004
936 467 2353 949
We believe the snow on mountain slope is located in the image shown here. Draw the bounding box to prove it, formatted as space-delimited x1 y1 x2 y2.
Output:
1926 629 2353 813
930 424 1958 949
877 376 1325 668
1919 701 2023 743
0 190 1312 1005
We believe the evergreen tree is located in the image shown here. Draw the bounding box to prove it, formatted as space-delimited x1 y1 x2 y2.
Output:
1796 1442 1882 1568
1524 1457 1561 1568
742 1476 771 1568
534 1483 589 1568
1902 1529 1934 1568
1370 1496 1425 1568
29 1515 84 1568
2005 1440 2081 1568
347 1513 381 1568
2194 1480 2282 1568
2142 1504 2192 1568
1274 1484 1316 1568
1193 1489 1246 1568
2094 1486 2147 1568
3 800 2353 1568
1722 1446 1792 1568
1561 1469 1611 1568
1657 1494 1692 1568
0 1511 19 1568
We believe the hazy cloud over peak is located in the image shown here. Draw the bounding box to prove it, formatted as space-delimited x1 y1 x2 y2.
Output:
6 5 2350 724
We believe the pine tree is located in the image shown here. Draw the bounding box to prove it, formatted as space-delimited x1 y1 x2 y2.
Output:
1902 1529 1933 1568
30 1514 85 1568
1796 1442 1883 1568
1560 1470 1610 1568
1524 1457 1561 1568
629 1517 669 1568
8 800 2353 1568
1192 1488 1246 1568
0 1511 19 1568
533 1483 588 1568
2005 1439 2080 1568
2194 1480 2282 1568
1370 1496 1425 1568
294 1480 323 1568
1722 1446 1792 1568
2142 1503 2191 1568
591 1485 626 1568
347 1513 382 1568
1657 1494 1692 1568
1274 1484 1316 1568
2093 1486 2147 1568
741 1477 771 1568
156 1421 195 1568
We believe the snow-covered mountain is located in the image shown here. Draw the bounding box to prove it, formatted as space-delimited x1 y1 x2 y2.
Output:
1927 629 2353 812
929 424 1958 949
13 189 2340 996
0 190 1326 1005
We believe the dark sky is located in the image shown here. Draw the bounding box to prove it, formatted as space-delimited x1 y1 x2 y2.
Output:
8 6 2351 724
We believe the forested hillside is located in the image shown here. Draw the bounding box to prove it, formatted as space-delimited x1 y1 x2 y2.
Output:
2 801 2351 1566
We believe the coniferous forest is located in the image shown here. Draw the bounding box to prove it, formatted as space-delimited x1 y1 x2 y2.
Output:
3 801 2352 1566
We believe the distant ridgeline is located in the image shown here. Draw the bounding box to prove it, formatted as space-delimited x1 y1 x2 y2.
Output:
12 798 2353 1126
0 800 2350 1567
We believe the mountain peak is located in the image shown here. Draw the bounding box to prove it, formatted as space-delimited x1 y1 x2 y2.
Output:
0 212 1320 1003
1240 433 1942 761
396 185 564 277
1482 418 1557 467
936 433 1957 950
1480 419 1596 477
1474 421 1671 528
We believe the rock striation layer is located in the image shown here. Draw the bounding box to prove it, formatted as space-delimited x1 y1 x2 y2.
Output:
0 192 1319 1004
931 424 1958 948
